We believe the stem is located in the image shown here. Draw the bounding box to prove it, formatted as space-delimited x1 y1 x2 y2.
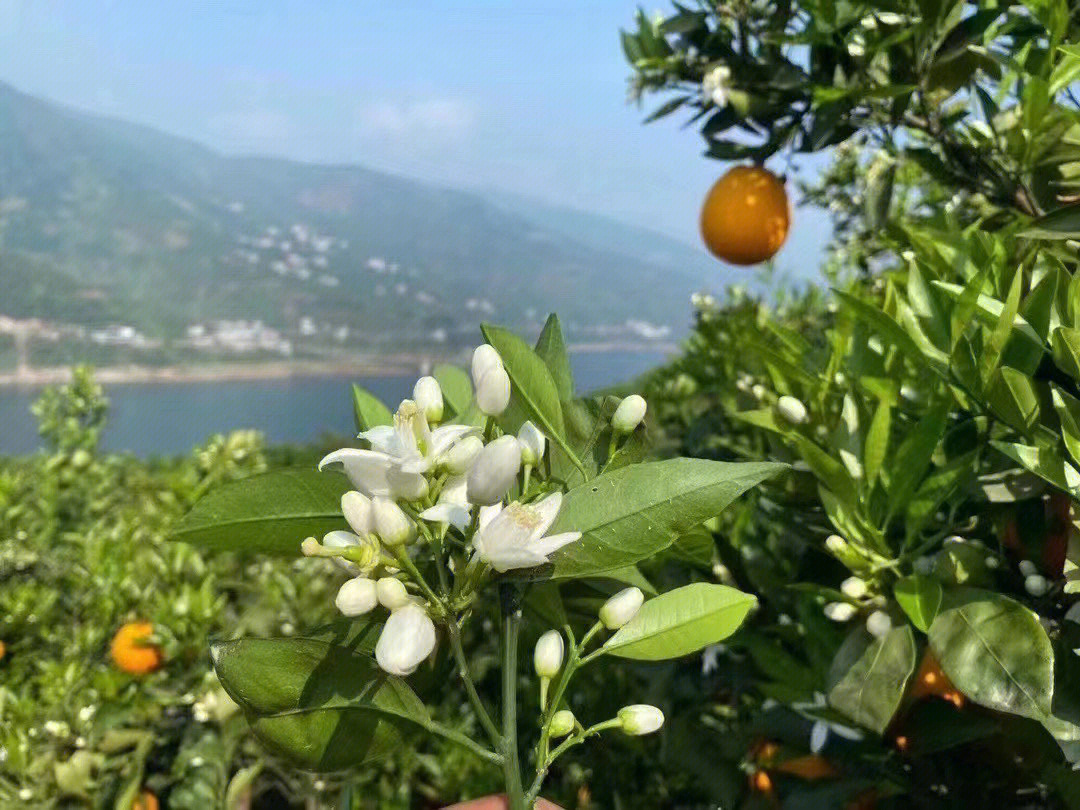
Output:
426 720 504 765
446 618 502 747
500 584 527 810
526 719 621 803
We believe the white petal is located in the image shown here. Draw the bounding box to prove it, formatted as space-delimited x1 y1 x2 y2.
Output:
419 503 470 530
830 723 863 741
375 605 437 676
484 547 550 572
531 531 581 558
529 492 563 538
429 424 479 457
810 722 828 754
478 503 503 532
358 425 396 453
322 530 360 550
319 449 396 497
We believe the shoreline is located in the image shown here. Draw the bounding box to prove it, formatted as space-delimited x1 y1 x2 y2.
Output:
0 342 677 389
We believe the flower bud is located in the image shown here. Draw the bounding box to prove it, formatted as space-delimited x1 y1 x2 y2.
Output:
442 435 483 475
533 630 565 678
776 395 809 425
335 577 378 617
466 436 522 506
471 344 503 384
372 497 416 546
476 365 511 416
617 704 664 736
1019 559 1037 577
840 576 867 600
549 709 575 738
377 577 411 610
375 604 437 676
413 376 444 424
866 610 892 638
612 394 647 434
1025 574 1049 596
342 491 374 536
301 537 321 556
518 421 546 466
599 587 644 629
824 602 857 622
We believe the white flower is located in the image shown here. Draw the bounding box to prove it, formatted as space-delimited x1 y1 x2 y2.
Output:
840 576 868 600
320 399 475 499
534 630 565 678
824 602 857 622
1026 574 1049 596
848 33 866 57
518 421 546 466
372 497 416 546
701 64 732 108
776 395 809 425
599 587 645 629
375 604 437 676
472 344 511 416
467 435 522 506
472 492 581 572
442 435 483 475
377 577 411 610
866 610 892 638
413 376 444 424
549 709 575 737
797 692 862 753
335 576 378 616
612 394 647 434
419 475 471 530
618 704 664 735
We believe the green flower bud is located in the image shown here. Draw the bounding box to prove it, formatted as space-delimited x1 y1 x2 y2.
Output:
618 704 664 735
549 709 576 738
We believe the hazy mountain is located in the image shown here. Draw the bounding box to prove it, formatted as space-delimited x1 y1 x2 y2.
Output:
0 80 719 361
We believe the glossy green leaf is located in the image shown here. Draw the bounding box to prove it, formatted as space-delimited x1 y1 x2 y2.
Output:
1052 387 1080 467
827 625 916 734
864 401 891 484
986 367 1040 432
480 322 566 441
1021 204 1080 239
928 589 1054 719
172 469 350 554
352 384 393 433
432 364 473 418
546 458 786 579
534 313 574 401
1052 326 1080 380
993 441 1080 497
603 583 756 660
885 402 948 521
893 575 942 632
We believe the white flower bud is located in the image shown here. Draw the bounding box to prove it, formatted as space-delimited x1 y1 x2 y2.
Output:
840 576 868 600
599 587 645 629
776 395 809 425
466 436 522 506
443 435 483 474
335 577 378 617
1019 559 1038 577
612 394 647 434
1025 574 1049 597
549 709 576 738
375 604 437 676
866 610 892 638
413 376 444 424
824 602 858 622
301 537 321 556
618 704 664 736
825 534 847 555
533 630 565 678
476 365 511 416
377 577 411 610
372 497 416 546
341 490 373 536
518 421 546 466
471 344 503 384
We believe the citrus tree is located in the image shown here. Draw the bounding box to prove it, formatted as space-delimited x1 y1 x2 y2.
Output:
625 0 1080 806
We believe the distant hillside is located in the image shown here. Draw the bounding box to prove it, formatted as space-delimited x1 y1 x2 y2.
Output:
0 80 720 367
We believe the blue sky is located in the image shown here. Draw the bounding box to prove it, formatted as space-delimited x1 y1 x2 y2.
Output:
0 0 829 276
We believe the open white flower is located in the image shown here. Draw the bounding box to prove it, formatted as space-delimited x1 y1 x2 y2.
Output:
472 492 581 572
702 64 732 108
319 399 475 499
375 604 437 676
419 475 471 530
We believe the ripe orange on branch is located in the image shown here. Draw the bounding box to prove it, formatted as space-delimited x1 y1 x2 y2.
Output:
131 790 159 810
700 165 790 265
110 621 163 675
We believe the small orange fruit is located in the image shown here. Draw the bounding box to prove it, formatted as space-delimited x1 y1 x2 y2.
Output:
750 769 774 793
700 165 790 265
131 790 159 810
909 651 956 700
0 640 6 661
775 754 837 780
110 622 163 675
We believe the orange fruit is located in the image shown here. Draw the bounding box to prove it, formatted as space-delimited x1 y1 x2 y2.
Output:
110 622 163 675
750 769 774 793
0 640 6 661
700 165 790 265
131 791 159 810
909 651 956 701
775 754 837 780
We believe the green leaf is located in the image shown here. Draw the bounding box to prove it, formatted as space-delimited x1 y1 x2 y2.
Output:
1052 326 1080 380
545 458 786 580
1052 387 1080 467
827 625 916 734
432 364 473 418
172 469 349 554
928 589 1054 719
893 575 942 632
885 402 949 521
864 401 891 484
992 441 1080 497
211 636 429 771
834 289 948 370
352 384 393 433
603 583 756 660
480 322 567 443
1021 204 1080 239
986 367 1040 432
535 313 575 401
932 281 1045 372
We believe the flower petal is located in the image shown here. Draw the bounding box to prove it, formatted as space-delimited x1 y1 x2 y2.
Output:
531 531 581 557
484 547 550 572
319 449 396 497
358 425 396 453
419 503 470 530
530 492 564 538
429 424 479 458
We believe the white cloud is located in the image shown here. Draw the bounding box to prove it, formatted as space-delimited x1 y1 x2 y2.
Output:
355 98 477 140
